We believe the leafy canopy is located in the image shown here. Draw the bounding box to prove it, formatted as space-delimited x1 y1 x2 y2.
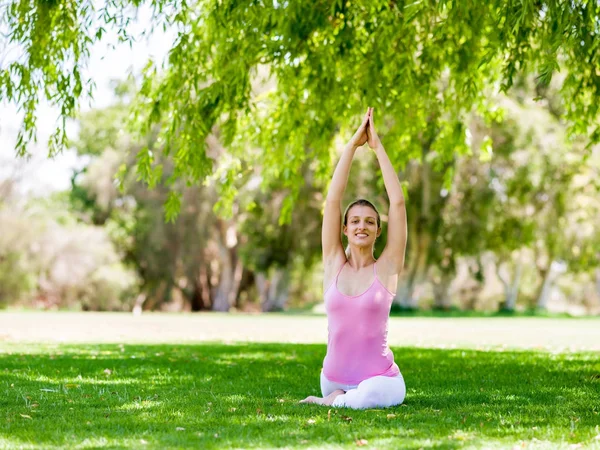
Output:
2 0 599 220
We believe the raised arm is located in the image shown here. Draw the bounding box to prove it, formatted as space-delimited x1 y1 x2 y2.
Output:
367 108 407 275
322 109 370 269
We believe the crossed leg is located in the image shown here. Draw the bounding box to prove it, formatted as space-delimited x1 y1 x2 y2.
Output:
300 372 406 410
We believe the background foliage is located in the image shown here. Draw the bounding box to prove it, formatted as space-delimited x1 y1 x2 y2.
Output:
1 0 599 313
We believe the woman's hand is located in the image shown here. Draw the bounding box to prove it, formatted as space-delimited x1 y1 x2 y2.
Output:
367 107 383 150
349 108 370 148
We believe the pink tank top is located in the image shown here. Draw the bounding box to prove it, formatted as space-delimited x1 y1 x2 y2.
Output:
322 261 400 385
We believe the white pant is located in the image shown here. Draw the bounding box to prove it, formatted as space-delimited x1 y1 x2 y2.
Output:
320 371 406 409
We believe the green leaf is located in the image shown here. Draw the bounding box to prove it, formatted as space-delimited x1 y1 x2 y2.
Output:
164 191 182 223
479 136 493 162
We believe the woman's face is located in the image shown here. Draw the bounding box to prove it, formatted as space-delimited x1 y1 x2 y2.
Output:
343 205 381 248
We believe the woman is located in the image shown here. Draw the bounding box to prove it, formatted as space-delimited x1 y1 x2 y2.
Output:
300 107 407 409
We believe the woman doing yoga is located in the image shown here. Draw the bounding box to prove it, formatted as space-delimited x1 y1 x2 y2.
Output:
300 107 407 409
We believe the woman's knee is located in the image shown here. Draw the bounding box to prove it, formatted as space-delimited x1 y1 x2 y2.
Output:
347 375 405 409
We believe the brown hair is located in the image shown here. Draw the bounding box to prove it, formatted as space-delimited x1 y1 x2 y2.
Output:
343 199 381 229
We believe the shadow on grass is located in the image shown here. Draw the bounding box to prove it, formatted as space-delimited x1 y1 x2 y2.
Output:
1 343 599 449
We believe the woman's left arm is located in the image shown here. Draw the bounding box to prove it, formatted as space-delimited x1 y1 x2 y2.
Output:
367 108 407 274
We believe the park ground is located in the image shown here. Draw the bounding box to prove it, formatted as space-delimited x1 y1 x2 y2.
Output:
1 312 599 449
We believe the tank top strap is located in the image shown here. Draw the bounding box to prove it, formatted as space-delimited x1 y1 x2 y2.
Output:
373 260 382 286
325 260 347 294
335 261 347 281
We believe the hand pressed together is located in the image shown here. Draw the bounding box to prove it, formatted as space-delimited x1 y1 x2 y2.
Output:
350 107 382 150
366 107 382 150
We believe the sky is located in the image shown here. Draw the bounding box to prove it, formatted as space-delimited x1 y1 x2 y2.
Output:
0 6 174 196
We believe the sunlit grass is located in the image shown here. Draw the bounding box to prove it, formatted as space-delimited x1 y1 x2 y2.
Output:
1 342 599 449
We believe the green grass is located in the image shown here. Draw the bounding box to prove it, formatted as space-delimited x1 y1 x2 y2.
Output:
1 343 599 449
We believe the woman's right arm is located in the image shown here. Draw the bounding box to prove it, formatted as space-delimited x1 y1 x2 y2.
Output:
322 109 370 269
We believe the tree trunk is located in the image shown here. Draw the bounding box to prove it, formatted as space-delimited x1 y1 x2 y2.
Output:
432 271 453 310
199 264 213 310
234 268 255 309
212 219 238 312
255 272 269 307
394 278 415 309
395 231 430 309
508 259 523 310
395 212 419 308
189 266 214 312
141 280 167 312
262 268 291 312
496 261 510 305
228 257 244 308
132 292 147 316
394 153 437 309
536 260 562 310
183 259 213 311
496 253 523 312
213 250 233 311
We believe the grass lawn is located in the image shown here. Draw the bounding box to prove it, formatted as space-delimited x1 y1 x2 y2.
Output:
1 341 599 449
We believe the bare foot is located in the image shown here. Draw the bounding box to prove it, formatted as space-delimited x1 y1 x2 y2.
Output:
299 395 323 404
322 389 345 406
299 390 344 406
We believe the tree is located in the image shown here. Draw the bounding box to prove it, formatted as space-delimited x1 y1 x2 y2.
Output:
238 166 323 311
72 105 232 312
2 1 600 219
70 86 328 312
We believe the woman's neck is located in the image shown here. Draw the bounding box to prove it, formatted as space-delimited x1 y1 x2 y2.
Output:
347 247 375 269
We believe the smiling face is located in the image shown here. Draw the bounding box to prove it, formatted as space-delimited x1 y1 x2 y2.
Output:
343 204 382 248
